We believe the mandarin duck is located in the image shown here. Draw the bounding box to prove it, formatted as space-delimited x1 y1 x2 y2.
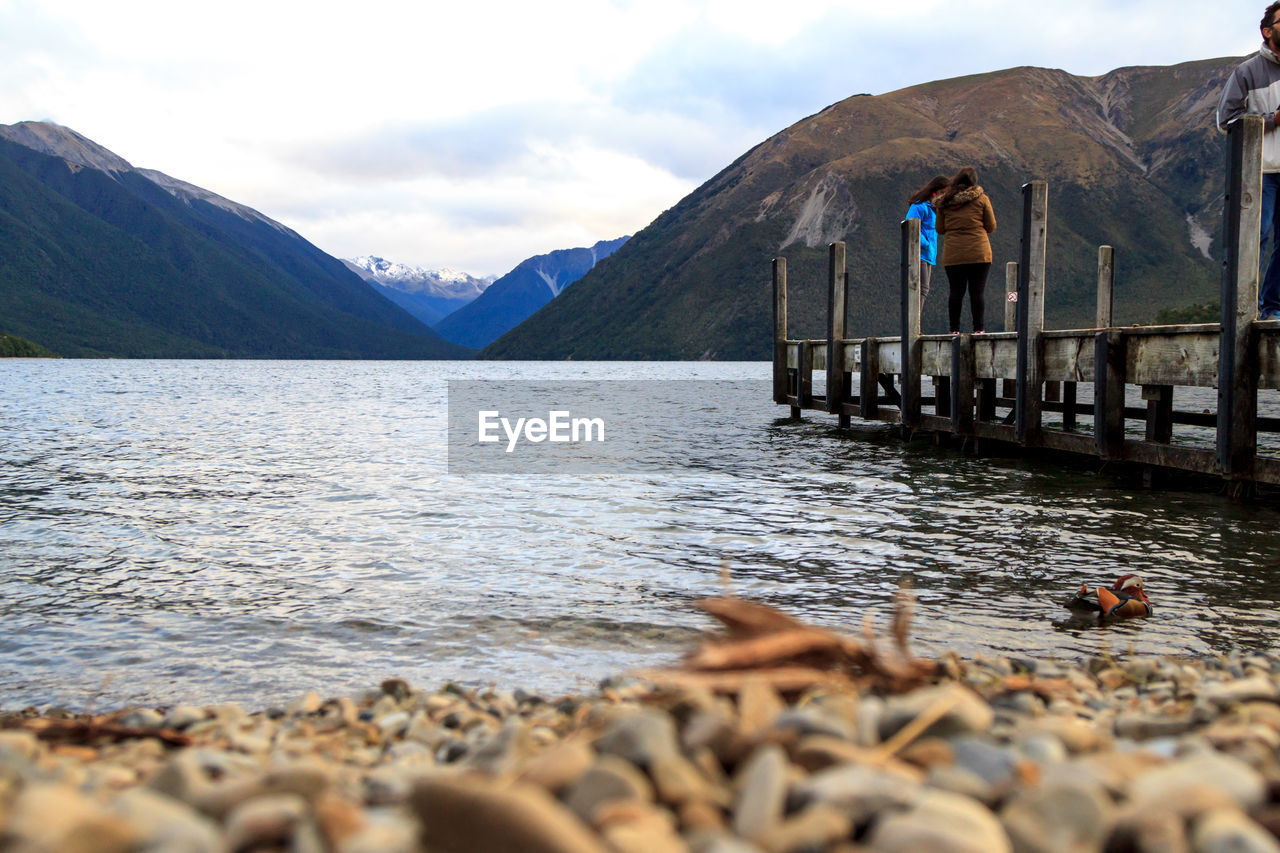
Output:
1065 573 1152 619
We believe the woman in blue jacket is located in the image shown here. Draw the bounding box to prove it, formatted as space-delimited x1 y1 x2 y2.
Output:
904 175 949 302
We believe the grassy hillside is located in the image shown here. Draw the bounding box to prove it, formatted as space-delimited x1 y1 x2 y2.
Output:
0 333 55 357
0 132 472 359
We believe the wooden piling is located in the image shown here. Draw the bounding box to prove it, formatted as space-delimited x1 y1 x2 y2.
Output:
826 243 847 416
1015 182 1048 444
951 334 975 435
773 258 788 405
901 218 923 428
797 340 814 413
1095 330 1126 460
1096 246 1115 328
1002 262 1017 401
860 339 879 420
1218 115 1263 480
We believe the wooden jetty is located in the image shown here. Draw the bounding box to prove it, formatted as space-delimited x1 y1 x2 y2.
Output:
772 116 1280 492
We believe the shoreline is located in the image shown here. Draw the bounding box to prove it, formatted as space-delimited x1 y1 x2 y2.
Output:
3 646 1280 852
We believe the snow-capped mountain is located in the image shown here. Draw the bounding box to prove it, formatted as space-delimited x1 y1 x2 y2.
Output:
342 256 494 327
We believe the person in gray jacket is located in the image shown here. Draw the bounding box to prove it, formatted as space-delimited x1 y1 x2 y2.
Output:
1219 1 1280 320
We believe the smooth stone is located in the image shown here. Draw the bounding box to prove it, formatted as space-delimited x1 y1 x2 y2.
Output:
682 710 738 760
377 711 411 739
411 776 609 853
1105 809 1190 853
650 751 722 807
518 738 596 792
793 735 879 773
1114 712 1198 741
564 755 654 825
879 684 993 741
687 832 765 853
1018 733 1067 766
793 763 921 825
1129 752 1266 811
1124 659 1159 682
925 764 995 804
594 801 687 853
731 744 789 841
756 804 852 853
465 721 537 775
0 731 39 762
1201 675 1279 708
8 783 139 853
999 776 1113 853
771 706 854 741
1025 717 1108 754
868 789 1012 853
595 710 679 769
224 793 308 851
108 788 223 853
162 705 208 730
949 736 1018 789
118 708 165 729
1191 808 1280 853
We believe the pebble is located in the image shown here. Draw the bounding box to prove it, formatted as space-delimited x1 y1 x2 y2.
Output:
1192 808 1280 853
731 743 789 840
868 789 1012 853
564 755 655 824
4 646 1280 853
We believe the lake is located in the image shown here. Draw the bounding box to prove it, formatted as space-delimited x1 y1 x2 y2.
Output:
2 359 1280 709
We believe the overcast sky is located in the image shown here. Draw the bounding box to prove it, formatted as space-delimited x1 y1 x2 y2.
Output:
0 0 1266 276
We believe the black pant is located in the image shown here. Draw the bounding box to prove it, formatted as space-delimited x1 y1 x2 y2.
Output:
945 262 991 332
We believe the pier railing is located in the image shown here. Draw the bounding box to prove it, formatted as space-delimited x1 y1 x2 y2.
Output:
773 115 1280 490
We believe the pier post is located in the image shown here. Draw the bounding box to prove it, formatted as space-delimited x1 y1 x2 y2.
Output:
952 333 975 435
1002 262 1017 401
900 218 923 428
798 340 814 412
826 243 848 419
1095 330 1126 460
773 258 788 405
1016 181 1048 445
860 339 879 420
1096 246 1115 328
1218 115 1263 481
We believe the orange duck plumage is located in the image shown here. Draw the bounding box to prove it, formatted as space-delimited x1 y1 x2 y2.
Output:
1065 573 1152 619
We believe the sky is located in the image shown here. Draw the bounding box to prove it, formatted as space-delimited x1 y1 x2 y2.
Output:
0 0 1267 277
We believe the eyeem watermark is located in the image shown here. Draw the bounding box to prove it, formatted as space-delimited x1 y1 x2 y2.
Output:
478 410 605 452
447 379 771 476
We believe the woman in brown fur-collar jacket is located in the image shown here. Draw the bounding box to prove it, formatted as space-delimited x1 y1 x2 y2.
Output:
936 166 997 333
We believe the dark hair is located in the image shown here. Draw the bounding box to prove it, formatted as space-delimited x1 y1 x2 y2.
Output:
908 175 949 205
1263 2 1280 32
938 166 979 206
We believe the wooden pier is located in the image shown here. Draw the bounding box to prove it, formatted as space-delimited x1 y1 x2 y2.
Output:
772 115 1280 492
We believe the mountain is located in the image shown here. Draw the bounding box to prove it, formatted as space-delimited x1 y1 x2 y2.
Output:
482 57 1238 360
342 256 493 327
436 237 629 349
0 121 471 358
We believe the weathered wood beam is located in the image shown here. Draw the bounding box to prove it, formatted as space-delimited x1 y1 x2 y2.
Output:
900 218 922 428
1218 115 1263 479
826 243 847 415
1016 181 1048 444
773 257 788 404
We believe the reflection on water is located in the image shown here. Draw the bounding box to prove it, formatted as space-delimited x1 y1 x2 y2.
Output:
2 360 1280 709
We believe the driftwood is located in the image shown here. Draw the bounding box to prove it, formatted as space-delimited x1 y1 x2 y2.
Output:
642 586 939 697
3 716 192 748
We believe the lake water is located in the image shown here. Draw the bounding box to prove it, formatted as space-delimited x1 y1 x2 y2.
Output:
3 359 1280 710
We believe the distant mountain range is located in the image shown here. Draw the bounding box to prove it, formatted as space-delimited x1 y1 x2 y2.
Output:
484 57 1238 359
435 236 629 349
0 121 470 358
341 256 494 327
